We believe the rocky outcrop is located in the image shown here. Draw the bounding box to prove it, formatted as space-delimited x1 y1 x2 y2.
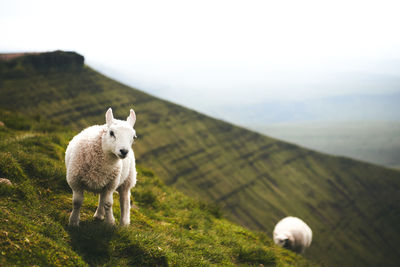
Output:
0 178 12 186
0 51 84 75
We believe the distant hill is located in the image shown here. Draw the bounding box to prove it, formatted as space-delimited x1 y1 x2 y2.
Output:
1 51 400 266
211 93 400 124
250 121 400 169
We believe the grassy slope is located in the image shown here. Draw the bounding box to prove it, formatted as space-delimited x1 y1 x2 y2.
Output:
1 52 400 266
0 109 309 266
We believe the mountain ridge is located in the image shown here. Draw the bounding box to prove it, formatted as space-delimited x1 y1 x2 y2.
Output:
1 51 400 266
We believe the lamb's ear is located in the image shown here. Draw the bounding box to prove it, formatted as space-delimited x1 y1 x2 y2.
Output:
127 109 136 127
106 108 114 127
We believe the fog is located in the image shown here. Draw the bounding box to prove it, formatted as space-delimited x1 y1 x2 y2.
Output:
1 0 400 122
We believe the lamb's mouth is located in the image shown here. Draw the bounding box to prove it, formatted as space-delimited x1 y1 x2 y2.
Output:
118 154 127 159
283 239 290 249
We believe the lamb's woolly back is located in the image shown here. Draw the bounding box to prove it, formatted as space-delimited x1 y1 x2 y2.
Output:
273 216 312 253
65 125 105 168
66 125 123 192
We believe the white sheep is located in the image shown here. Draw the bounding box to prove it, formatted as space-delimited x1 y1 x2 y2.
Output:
273 216 312 254
65 108 137 227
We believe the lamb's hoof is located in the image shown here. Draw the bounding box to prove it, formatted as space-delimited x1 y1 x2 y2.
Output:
93 214 105 221
68 221 80 228
119 221 130 227
104 218 116 226
69 215 80 227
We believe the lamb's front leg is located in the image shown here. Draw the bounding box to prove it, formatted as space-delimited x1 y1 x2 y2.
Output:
93 192 106 220
118 188 131 227
102 190 116 226
69 190 84 227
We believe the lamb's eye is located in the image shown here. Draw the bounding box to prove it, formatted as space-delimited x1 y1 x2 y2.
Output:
110 131 115 137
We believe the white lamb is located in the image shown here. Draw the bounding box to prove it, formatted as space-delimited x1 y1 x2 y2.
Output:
65 108 137 227
273 216 312 254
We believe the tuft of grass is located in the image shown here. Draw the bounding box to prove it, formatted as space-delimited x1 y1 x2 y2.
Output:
0 151 26 182
135 188 160 209
0 182 16 196
235 246 276 266
0 109 32 131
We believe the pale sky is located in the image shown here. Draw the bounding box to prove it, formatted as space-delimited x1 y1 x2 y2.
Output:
2 0 400 112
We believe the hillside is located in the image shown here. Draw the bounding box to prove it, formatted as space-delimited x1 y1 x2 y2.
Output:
1 51 400 266
0 109 309 266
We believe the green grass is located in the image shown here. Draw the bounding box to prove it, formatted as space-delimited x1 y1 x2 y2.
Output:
1 51 400 266
0 109 311 266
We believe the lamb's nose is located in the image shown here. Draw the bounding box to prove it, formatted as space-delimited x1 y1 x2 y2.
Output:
120 149 128 156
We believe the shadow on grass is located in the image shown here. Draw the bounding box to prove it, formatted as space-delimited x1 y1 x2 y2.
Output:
68 220 115 266
108 227 169 267
67 220 169 267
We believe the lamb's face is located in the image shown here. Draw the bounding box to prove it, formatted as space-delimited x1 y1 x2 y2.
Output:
103 122 136 159
102 108 137 159
274 232 293 249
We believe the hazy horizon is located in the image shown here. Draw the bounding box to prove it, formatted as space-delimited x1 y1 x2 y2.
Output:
2 0 400 124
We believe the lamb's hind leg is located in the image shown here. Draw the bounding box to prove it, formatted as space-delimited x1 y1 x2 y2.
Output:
118 188 131 227
69 190 84 227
